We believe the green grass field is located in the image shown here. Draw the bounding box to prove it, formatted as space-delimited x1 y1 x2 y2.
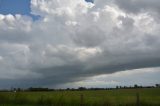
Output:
0 88 160 106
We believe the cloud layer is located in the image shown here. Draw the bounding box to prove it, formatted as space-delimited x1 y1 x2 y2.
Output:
0 0 160 88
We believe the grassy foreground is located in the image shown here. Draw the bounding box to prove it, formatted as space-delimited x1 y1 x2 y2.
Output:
0 88 160 106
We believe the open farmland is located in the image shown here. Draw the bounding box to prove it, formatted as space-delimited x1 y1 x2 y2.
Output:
0 88 159 106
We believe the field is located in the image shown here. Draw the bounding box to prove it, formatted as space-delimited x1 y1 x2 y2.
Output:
0 88 160 106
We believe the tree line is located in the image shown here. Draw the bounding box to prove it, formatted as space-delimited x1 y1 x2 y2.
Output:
0 84 159 92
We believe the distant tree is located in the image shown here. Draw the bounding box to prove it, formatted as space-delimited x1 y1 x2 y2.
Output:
155 84 160 88
134 84 138 88
17 88 21 91
28 87 49 91
124 86 127 89
67 88 70 90
13 88 17 92
116 86 119 89
78 87 86 91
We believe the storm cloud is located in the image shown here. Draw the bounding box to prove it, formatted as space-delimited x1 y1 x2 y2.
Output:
0 0 160 88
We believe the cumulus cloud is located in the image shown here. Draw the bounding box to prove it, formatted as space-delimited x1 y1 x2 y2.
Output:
0 0 160 88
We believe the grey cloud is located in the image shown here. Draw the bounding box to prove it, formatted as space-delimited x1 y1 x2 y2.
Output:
115 0 160 13
72 27 106 47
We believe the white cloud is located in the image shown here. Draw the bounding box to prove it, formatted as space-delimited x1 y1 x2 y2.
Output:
0 0 160 88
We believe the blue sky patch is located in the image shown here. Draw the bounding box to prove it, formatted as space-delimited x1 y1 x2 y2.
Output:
0 0 93 20
0 0 38 20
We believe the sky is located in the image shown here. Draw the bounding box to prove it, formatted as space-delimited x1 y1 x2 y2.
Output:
0 0 160 89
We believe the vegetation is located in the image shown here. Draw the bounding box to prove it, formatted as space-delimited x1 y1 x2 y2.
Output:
0 88 159 106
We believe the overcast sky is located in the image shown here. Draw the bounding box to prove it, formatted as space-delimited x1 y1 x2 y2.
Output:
0 0 160 89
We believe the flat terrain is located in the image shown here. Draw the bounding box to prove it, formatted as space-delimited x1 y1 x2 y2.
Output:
0 88 160 106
